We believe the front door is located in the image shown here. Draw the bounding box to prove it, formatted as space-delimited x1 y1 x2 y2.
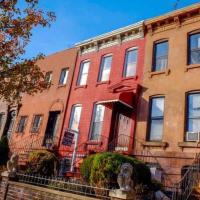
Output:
109 103 132 151
44 111 60 146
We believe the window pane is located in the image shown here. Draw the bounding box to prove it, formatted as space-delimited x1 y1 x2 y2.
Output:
124 49 138 77
188 118 200 132
189 33 200 64
78 61 90 85
18 116 27 133
188 93 200 118
151 98 164 117
149 97 165 141
32 115 42 132
99 56 112 81
149 119 163 141
69 106 82 132
59 69 68 85
45 72 52 83
90 105 105 140
154 41 168 71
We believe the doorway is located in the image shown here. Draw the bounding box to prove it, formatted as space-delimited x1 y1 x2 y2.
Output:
43 111 60 146
109 103 133 151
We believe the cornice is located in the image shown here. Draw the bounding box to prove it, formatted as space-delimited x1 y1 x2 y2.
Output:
145 3 200 35
76 21 144 55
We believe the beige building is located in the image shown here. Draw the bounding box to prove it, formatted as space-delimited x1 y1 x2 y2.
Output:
135 3 200 186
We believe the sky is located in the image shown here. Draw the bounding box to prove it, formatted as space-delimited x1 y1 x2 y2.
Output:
22 0 200 58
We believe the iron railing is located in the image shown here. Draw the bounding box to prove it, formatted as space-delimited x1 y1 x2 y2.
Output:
17 172 111 199
108 134 133 153
172 153 200 200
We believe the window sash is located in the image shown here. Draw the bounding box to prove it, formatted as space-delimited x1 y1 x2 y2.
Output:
45 72 53 83
149 97 165 141
124 49 138 77
69 105 82 132
17 117 27 133
77 61 90 86
189 33 200 64
153 41 168 71
59 69 68 85
31 115 42 132
98 55 112 82
90 105 105 140
187 93 200 132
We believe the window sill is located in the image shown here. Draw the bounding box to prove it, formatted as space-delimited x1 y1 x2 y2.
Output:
122 75 138 81
86 140 102 146
58 84 66 88
74 85 87 90
185 64 200 72
96 80 110 86
142 141 168 148
178 142 200 148
148 68 170 78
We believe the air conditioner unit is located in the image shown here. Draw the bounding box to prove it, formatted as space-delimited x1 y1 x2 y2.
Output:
186 132 200 142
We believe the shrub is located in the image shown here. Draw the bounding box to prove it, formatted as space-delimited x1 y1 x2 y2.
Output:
80 152 151 188
80 154 95 182
27 150 58 176
0 136 9 166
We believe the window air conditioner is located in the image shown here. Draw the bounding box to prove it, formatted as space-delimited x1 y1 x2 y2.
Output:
186 132 200 142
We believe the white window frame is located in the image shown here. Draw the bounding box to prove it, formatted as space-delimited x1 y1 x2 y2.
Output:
77 60 90 86
98 54 112 82
123 47 138 77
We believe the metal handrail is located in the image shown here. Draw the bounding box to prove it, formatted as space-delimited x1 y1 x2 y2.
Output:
133 137 173 189
172 153 200 200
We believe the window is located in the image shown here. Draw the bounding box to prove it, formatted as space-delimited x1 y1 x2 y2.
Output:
153 41 168 71
98 55 112 82
148 97 165 141
187 93 200 133
123 48 138 77
17 116 28 133
69 105 82 132
45 71 53 83
0 113 4 130
77 61 90 86
59 68 69 85
31 115 43 133
189 33 200 64
90 104 105 140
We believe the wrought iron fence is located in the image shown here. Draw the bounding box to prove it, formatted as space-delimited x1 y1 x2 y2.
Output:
17 172 111 199
172 153 200 200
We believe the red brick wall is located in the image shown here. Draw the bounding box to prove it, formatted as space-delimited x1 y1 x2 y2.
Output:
61 38 145 152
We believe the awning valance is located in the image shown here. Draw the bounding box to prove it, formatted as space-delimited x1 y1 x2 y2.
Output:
97 92 134 109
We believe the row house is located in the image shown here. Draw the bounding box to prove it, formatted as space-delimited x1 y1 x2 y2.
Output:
135 3 200 185
59 21 145 169
9 48 78 159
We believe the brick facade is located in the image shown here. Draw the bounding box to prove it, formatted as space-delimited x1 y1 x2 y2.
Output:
135 3 200 184
59 22 146 162
9 48 78 155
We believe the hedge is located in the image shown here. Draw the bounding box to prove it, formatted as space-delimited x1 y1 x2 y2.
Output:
80 152 151 188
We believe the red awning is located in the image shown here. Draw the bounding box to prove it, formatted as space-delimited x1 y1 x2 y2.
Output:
97 92 134 109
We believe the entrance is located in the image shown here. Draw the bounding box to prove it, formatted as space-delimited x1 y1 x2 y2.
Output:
109 103 132 152
43 111 60 147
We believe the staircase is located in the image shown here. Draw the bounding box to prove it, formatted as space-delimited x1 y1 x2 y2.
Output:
172 153 200 200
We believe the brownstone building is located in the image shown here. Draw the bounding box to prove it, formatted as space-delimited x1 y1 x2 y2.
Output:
9 48 78 157
134 3 200 186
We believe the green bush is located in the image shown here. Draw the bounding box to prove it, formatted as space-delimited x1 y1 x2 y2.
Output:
0 136 9 166
27 150 58 176
80 154 95 182
80 152 151 188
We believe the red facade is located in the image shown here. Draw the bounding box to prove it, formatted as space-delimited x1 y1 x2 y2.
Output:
59 23 145 164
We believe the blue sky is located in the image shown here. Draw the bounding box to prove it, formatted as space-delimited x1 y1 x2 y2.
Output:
23 0 200 58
